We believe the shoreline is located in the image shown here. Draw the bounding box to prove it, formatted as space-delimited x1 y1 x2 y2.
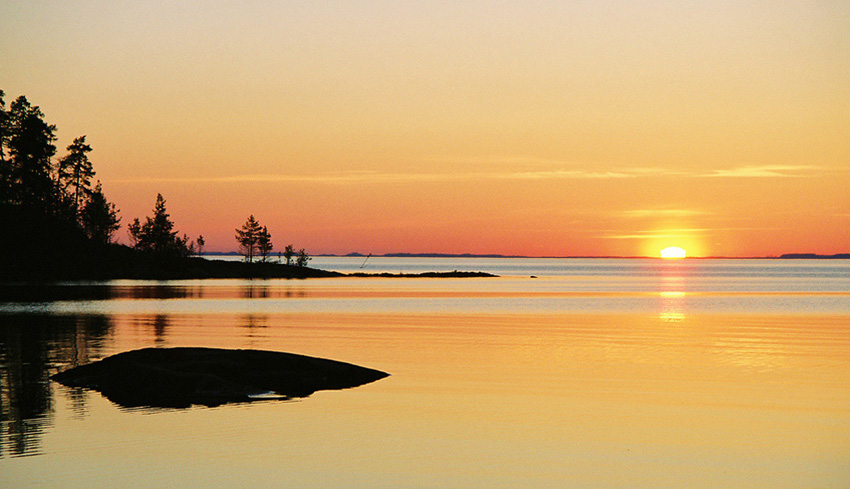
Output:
1 246 499 283
207 252 850 260
4 248 848 284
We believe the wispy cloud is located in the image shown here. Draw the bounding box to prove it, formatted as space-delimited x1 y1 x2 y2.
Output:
621 167 692 177
110 164 823 185
605 228 710 239
701 165 816 178
418 154 590 168
604 225 791 240
621 209 712 218
111 168 654 185
111 172 458 185
498 170 634 180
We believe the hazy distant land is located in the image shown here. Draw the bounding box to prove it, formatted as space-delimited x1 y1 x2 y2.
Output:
207 251 850 260
5 247 847 283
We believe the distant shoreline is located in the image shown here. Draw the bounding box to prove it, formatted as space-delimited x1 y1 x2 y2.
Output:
0 244 504 283
202 251 850 260
3 248 847 284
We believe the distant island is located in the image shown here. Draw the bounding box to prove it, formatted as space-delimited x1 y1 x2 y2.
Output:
313 252 850 260
336 252 526 258
778 253 850 259
347 271 496 278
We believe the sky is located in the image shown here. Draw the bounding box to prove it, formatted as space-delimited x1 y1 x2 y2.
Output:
3 1 849 257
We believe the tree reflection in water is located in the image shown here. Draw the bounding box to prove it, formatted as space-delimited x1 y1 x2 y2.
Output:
0 314 111 457
153 315 169 345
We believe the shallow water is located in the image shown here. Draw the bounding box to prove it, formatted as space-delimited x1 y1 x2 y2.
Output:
1 259 848 488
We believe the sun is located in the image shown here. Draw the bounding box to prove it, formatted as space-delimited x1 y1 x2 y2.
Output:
660 247 687 259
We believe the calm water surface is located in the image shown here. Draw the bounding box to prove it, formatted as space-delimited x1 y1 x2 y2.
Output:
1 258 848 488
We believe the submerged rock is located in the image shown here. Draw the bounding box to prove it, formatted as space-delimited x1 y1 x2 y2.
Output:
51 347 389 409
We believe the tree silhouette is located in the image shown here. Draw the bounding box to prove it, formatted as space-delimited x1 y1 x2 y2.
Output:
0 90 10 201
80 181 120 244
257 226 273 262
235 215 263 263
196 235 205 256
57 136 94 215
128 194 191 256
5 95 57 210
296 248 310 267
1 91 125 279
283 244 295 265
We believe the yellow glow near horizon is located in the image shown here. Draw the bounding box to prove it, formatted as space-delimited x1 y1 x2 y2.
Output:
660 247 687 259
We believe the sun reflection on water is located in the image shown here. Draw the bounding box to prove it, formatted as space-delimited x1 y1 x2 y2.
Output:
659 268 687 321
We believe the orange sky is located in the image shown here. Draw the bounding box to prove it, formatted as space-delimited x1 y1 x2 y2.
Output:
3 1 848 256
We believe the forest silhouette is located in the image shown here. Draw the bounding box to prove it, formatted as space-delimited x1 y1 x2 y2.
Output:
0 91 329 281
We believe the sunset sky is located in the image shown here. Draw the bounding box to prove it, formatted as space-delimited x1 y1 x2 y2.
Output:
3 1 848 256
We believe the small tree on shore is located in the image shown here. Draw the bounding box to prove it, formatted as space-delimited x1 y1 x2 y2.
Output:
235 215 262 263
295 248 310 267
195 235 205 256
128 193 191 256
283 244 295 265
257 226 273 262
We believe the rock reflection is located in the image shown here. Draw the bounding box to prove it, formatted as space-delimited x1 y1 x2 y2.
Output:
0 315 111 457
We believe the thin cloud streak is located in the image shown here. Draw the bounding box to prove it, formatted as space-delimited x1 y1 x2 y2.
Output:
621 209 713 218
418 154 596 168
110 164 823 185
606 229 711 240
110 169 647 185
702 165 817 178
604 225 787 240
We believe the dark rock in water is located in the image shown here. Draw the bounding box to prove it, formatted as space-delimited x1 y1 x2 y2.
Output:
51 347 389 409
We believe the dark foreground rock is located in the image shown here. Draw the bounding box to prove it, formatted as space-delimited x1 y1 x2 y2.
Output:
51 347 389 409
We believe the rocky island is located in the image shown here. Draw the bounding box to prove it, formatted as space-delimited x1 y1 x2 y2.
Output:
52 347 390 409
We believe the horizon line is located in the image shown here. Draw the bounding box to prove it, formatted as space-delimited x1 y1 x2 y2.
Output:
200 251 850 260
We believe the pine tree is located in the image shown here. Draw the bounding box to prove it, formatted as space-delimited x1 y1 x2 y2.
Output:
6 96 57 210
0 90 10 202
257 226 273 262
129 194 191 256
57 136 94 215
146 194 175 252
235 215 262 263
80 181 121 244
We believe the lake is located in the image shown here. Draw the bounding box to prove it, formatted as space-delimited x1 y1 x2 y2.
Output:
1 258 848 488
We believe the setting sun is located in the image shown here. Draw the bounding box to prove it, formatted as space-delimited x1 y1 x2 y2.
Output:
660 247 687 259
